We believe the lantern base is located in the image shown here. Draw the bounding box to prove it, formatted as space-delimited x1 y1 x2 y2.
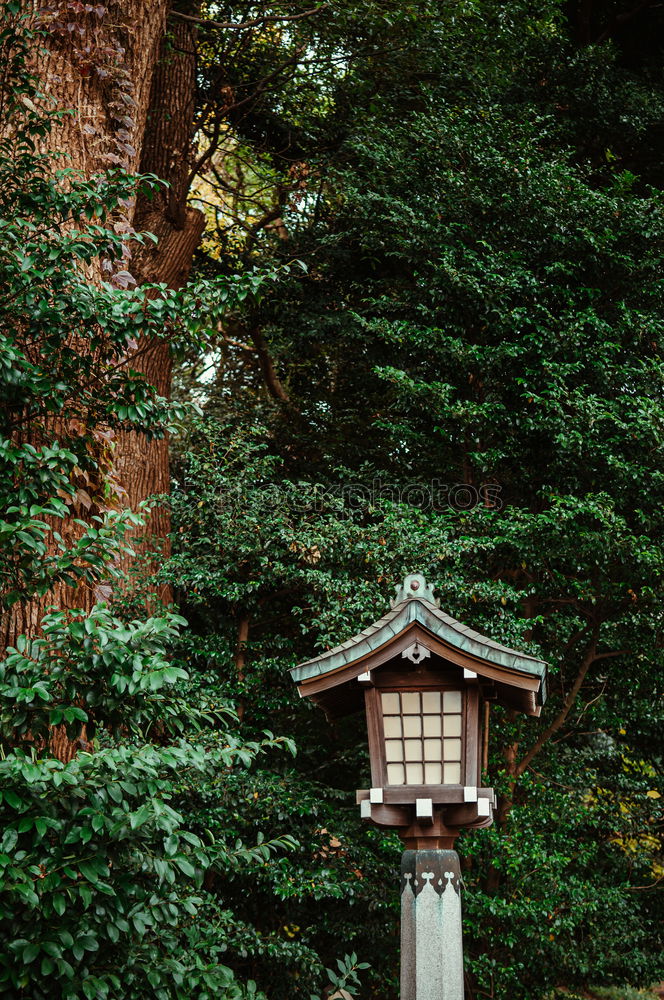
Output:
356 791 493 847
401 849 463 1000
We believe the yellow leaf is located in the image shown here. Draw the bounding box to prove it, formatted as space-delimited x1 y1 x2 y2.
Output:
646 790 661 799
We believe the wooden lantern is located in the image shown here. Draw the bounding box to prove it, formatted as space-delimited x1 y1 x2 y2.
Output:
291 573 547 848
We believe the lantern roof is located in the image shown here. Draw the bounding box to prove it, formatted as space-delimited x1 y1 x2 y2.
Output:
291 573 548 717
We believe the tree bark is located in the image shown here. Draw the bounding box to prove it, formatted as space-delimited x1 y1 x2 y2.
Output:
0 2 169 759
114 8 206 603
31 1 168 176
2 2 204 759
233 615 250 723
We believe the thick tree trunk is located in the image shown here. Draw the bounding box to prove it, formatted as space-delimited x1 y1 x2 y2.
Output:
114 11 205 603
0 2 168 759
1 2 167 643
2 2 204 758
32 1 168 177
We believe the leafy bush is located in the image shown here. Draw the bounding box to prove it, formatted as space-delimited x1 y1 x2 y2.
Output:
0 12 306 999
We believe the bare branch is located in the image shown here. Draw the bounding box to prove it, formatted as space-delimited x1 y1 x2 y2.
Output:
623 876 664 892
514 627 620 778
250 326 290 403
219 321 256 353
170 5 328 32
189 47 306 188
224 45 306 118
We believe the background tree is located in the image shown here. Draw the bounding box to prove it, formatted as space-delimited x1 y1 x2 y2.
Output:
168 1 664 997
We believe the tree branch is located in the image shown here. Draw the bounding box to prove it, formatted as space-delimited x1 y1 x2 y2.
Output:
514 628 610 778
189 47 306 187
250 326 290 403
225 45 306 118
234 615 250 723
169 5 328 32
218 320 255 353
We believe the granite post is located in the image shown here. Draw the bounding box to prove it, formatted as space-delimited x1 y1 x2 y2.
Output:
400 850 463 1000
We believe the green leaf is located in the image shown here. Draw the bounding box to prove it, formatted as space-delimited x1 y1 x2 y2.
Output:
22 943 40 964
78 884 93 909
78 861 101 884
174 856 196 878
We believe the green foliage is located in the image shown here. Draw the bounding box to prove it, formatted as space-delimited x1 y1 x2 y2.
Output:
547 991 661 1000
585 988 661 1000
0 11 306 1000
460 764 662 997
166 414 663 998
310 953 370 1000
171 1 664 997
0 733 297 999
0 606 191 744
2 1 664 999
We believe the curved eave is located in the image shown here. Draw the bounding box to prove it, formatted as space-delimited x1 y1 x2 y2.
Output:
291 598 548 704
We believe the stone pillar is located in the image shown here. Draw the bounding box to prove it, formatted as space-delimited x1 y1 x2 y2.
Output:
400 850 463 1000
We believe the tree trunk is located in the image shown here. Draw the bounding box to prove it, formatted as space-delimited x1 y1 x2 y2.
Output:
484 739 519 894
32 1 168 177
114 9 205 604
2 2 204 759
1 2 167 644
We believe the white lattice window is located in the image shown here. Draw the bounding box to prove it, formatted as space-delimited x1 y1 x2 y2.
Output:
381 690 463 785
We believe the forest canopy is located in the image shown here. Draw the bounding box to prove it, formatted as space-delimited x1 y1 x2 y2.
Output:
0 1 662 999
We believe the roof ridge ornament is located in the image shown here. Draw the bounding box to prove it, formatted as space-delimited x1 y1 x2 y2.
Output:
391 573 440 609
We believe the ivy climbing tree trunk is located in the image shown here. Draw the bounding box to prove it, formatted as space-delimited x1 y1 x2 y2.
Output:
1 1 204 759
2 2 169 651
32 2 168 185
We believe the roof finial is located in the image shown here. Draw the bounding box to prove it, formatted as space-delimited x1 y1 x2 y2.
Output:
391 573 439 608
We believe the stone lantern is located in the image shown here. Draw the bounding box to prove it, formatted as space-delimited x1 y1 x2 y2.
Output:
291 573 547 1000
